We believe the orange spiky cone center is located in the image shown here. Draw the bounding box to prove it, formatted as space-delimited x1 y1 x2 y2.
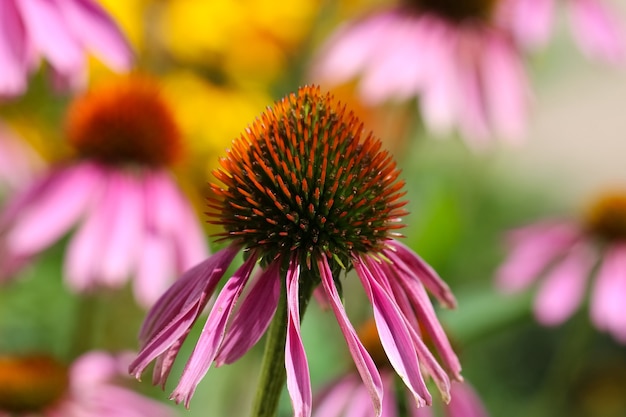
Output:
586 192 626 241
66 76 182 167
0 355 69 412
209 85 408 269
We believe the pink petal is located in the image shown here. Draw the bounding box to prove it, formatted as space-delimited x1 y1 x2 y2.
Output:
381 372 399 417
446 382 489 417
96 171 144 288
590 244 626 343
355 257 431 408
386 240 457 308
129 246 239 379
215 260 281 366
133 235 176 309
15 0 84 73
0 124 43 190
55 0 134 71
0 0 27 96
496 221 580 293
171 252 258 407
313 375 360 417
285 257 312 417
319 255 384 416
70 351 119 387
6 164 100 256
481 31 529 142
533 244 594 326
498 0 555 50
569 0 625 63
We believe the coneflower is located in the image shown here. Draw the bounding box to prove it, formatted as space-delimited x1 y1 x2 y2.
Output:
129 86 461 417
0 76 207 308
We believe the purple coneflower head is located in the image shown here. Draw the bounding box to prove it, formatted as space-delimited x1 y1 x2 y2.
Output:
496 191 626 343
0 0 134 98
0 352 175 417
312 0 530 146
129 86 461 416
313 320 486 417
499 0 624 64
0 76 208 308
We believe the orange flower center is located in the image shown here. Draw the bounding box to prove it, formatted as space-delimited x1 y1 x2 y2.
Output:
0 355 69 412
65 76 182 167
585 193 626 241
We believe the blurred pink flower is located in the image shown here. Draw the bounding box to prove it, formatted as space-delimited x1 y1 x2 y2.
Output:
0 351 175 417
0 122 43 193
496 193 626 343
0 0 133 98
499 0 625 63
0 77 207 308
312 3 530 146
315 375 487 417
129 87 461 415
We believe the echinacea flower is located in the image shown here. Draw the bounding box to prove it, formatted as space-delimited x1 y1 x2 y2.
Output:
0 0 133 98
314 320 487 417
496 192 626 343
312 0 530 146
0 351 174 417
129 86 461 416
0 76 207 308
498 0 624 63
0 122 43 194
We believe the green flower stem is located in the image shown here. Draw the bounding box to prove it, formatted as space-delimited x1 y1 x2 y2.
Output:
250 269 316 417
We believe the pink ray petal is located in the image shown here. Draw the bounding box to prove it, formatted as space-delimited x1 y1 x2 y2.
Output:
533 244 594 326
499 0 555 49
313 375 360 417
285 257 312 417
134 234 176 309
55 0 134 71
446 382 489 417
590 244 626 342
386 241 457 308
355 257 431 408
0 0 28 96
6 164 101 256
569 0 625 63
15 0 83 73
319 255 384 416
216 260 281 366
171 253 258 407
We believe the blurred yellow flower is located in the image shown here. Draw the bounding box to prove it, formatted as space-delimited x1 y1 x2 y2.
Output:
98 0 149 51
159 0 319 83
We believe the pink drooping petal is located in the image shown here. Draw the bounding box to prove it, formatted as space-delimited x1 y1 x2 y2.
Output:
129 246 239 378
313 13 393 87
386 240 457 308
55 0 134 71
319 255 384 416
381 371 399 417
171 253 258 407
96 171 144 288
15 0 83 73
0 0 28 96
144 170 208 270
313 375 360 417
134 234 176 309
216 260 281 366
590 244 626 343
344 382 380 417
446 382 490 417
498 0 555 50
568 0 625 64
355 257 431 408
285 257 312 417
70 350 119 387
384 264 452 400
481 31 529 142
496 221 581 293
533 244 594 326
6 164 100 256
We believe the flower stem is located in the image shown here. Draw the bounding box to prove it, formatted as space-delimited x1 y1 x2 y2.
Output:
250 268 316 417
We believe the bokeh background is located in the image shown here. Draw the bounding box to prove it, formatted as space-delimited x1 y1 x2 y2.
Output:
1 1 625 416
